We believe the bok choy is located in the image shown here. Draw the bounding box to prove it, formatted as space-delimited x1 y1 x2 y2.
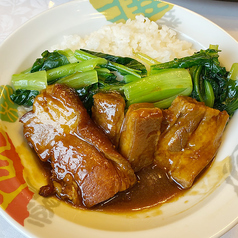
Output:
9 47 238 116
123 68 192 106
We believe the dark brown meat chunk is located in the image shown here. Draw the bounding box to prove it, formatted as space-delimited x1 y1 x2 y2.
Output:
119 103 163 172
155 96 229 189
20 84 136 207
92 91 125 148
50 135 122 207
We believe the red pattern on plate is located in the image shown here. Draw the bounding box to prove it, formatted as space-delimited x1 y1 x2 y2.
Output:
0 130 34 226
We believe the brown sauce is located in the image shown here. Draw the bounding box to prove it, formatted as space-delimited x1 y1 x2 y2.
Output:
38 149 215 213
92 164 183 212
39 152 216 213
40 159 184 212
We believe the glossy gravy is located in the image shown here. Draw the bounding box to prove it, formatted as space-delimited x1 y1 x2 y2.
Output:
93 164 182 212
40 156 183 212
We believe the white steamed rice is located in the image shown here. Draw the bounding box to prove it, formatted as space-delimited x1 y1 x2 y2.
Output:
51 15 195 63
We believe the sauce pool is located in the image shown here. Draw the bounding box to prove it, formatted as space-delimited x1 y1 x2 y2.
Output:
93 164 183 212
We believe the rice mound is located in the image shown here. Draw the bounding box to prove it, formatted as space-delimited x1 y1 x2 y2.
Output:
52 15 195 63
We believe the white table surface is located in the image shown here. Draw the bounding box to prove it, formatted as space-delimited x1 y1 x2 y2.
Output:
0 0 237 237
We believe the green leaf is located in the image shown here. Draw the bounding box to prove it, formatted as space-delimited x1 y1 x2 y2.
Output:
151 49 221 70
31 50 70 73
81 49 147 77
10 89 39 107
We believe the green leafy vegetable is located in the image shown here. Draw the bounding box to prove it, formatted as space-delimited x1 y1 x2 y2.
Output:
46 58 108 84
74 58 107 72
11 70 47 91
228 63 238 81
81 49 147 77
56 70 98 88
75 49 145 80
151 48 238 115
151 49 221 71
133 51 160 66
76 83 98 113
216 63 238 115
203 80 215 108
10 89 39 107
31 50 70 73
123 68 192 105
9 47 238 117
154 87 192 109
46 62 80 84
56 48 78 63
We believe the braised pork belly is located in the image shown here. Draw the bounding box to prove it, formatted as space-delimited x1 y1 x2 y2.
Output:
155 96 229 189
119 103 163 172
91 93 163 172
91 91 125 148
20 84 136 207
20 84 229 209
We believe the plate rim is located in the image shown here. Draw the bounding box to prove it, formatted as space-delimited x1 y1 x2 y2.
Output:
0 1 238 237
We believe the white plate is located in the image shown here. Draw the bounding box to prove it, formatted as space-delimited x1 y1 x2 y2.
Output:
0 1 238 238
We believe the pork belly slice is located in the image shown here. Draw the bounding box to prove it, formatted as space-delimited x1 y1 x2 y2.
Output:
20 84 136 207
155 96 229 189
119 103 163 172
91 91 125 148
49 135 122 207
20 83 84 162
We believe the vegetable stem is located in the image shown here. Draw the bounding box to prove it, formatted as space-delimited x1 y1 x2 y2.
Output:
228 63 238 81
11 71 47 91
123 68 192 105
75 58 107 72
46 62 79 83
57 70 98 88
204 80 215 108
74 49 97 61
57 48 78 63
154 87 192 108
